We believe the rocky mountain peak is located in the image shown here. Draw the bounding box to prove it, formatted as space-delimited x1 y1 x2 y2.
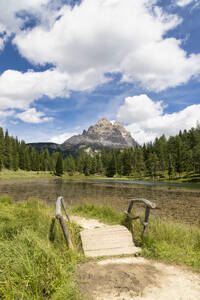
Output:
96 117 111 126
63 118 137 149
29 118 138 156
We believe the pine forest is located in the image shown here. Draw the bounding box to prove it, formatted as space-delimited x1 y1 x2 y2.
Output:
0 125 200 180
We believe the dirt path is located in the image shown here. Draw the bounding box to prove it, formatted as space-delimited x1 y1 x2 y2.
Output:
72 216 200 300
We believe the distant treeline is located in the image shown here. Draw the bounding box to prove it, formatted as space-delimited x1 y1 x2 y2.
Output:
0 128 61 173
65 125 200 178
0 125 200 178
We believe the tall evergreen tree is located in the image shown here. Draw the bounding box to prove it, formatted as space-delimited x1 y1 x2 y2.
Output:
106 150 116 177
0 127 5 167
55 152 63 176
4 130 12 169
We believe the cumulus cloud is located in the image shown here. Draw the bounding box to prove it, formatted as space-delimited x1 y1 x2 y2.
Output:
49 132 78 144
0 0 49 49
0 69 70 111
0 110 14 118
117 94 200 144
0 109 15 126
117 94 164 123
0 67 109 113
176 0 196 7
16 108 53 124
12 0 200 92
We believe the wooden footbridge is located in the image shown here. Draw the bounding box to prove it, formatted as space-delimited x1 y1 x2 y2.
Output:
52 197 156 258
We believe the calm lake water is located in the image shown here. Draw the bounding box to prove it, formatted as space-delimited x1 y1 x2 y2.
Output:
0 178 200 226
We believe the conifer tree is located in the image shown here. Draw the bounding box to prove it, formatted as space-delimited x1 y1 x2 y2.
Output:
0 156 2 171
0 127 5 167
12 139 19 171
96 155 103 174
55 152 63 176
19 141 26 170
90 156 97 174
83 155 91 176
106 150 116 177
121 149 132 176
65 155 75 175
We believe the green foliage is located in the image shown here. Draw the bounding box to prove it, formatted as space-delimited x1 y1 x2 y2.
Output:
0 197 83 299
1 124 200 181
64 155 75 176
106 150 116 177
55 152 64 176
71 204 125 225
141 218 200 270
0 156 2 171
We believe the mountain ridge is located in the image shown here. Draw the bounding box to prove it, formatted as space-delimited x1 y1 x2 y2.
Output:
28 118 137 155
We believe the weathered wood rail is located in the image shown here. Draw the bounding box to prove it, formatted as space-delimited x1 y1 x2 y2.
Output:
49 196 156 256
125 198 156 245
50 196 73 249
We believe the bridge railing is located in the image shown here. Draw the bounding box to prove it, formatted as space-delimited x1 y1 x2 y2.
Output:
124 198 157 245
50 196 73 249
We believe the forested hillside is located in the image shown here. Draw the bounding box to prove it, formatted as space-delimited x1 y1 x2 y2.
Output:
64 125 200 179
0 128 60 173
0 125 200 180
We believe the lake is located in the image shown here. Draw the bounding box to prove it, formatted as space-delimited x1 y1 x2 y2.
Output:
0 178 199 226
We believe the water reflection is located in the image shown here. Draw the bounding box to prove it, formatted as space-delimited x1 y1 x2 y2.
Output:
0 178 199 226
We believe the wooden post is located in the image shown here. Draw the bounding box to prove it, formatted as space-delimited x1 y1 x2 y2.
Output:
55 196 74 249
143 206 150 237
127 200 134 214
56 214 74 249
125 198 156 243
61 197 70 222
49 217 56 242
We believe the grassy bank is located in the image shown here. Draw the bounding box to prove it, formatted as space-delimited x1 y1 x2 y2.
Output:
0 196 84 299
1 198 200 299
1 169 200 183
71 204 200 272
64 172 200 183
0 169 55 179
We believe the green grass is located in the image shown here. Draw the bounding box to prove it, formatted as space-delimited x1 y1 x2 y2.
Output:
0 196 84 300
71 204 125 225
71 203 200 271
1 169 200 183
0 169 54 179
141 218 200 270
1 198 200 299
63 172 200 183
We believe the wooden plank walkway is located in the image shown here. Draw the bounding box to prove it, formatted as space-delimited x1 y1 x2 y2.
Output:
80 225 141 257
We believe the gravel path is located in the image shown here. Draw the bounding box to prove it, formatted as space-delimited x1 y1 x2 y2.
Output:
72 216 200 300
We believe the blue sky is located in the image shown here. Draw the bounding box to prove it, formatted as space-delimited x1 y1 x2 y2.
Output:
0 0 200 144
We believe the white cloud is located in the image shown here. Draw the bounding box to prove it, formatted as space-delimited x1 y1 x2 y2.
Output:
49 132 77 144
117 94 200 144
0 0 53 31
0 109 15 126
176 0 196 7
0 69 70 111
0 0 51 50
0 67 109 118
12 0 200 92
117 94 164 123
16 108 53 123
0 110 14 118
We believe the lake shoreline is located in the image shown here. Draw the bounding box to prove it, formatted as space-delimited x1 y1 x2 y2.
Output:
0 177 200 226
1 169 200 186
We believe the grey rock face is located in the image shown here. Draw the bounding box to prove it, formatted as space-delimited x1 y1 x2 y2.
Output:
61 118 137 149
29 118 137 155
